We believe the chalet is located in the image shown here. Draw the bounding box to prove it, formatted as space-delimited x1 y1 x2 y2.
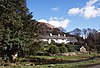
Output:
38 33 78 44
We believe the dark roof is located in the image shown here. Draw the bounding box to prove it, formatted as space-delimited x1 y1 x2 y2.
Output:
38 35 78 42
39 35 67 39
66 37 78 42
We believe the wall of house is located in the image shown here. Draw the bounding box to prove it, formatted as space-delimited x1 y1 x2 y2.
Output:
39 33 78 44
40 39 51 44
41 39 68 44
80 46 86 52
54 39 67 44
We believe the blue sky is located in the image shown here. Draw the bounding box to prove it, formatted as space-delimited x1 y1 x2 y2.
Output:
27 0 100 32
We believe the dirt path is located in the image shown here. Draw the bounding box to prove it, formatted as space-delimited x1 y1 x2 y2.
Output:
87 65 100 68
22 56 100 65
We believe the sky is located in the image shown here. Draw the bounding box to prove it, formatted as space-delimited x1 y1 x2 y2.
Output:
26 0 100 32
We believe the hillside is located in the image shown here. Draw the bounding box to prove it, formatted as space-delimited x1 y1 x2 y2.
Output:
37 22 74 37
31 20 75 37
37 22 62 35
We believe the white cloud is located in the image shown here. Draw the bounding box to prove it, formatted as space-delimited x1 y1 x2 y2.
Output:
68 8 81 15
38 19 47 23
38 17 70 28
86 0 98 6
50 16 64 20
51 7 59 11
82 6 99 18
68 0 100 19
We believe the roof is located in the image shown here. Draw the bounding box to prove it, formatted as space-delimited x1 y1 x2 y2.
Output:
66 37 78 42
38 35 67 39
38 35 78 42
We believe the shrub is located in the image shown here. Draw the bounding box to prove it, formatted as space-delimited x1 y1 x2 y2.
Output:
66 45 75 52
56 43 65 47
48 45 59 54
59 46 68 53
96 45 100 53
51 40 56 44
84 45 90 51
29 41 44 55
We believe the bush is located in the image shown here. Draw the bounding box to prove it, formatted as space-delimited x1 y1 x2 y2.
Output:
28 41 44 55
48 45 59 54
59 46 68 53
56 43 65 47
96 45 100 53
66 45 75 52
84 45 90 51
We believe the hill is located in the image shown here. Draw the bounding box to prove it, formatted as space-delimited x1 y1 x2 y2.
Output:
36 22 75 37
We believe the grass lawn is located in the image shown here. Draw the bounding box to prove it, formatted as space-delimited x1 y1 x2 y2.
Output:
1 53 100 68
29 52 98 60
5 59 100 68
30 55 83 60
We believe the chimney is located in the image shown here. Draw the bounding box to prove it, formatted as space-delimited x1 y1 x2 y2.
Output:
58 34 60 36
64 34 66 37
50 33 52 36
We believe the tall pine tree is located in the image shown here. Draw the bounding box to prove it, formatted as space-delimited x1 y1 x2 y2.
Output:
0 0 37 61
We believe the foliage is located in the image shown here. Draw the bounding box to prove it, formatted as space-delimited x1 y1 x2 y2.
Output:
0 0 39 61
29 41 44 55
86 33 96 50
84 45 90 51
59 46 68 53
70 28 99 52
66 45 75 52
56 43 65 47
50 40 55 45
48 45 59 54
95 33 100 45
5 53 100 68
96 45 100 53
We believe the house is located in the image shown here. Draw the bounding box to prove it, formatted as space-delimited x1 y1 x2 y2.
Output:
38 33 78 44
35 22 78 44
80 46 87 52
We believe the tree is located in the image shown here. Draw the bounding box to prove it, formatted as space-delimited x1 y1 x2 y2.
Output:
48 45 59 54
85 28 97 47
0 0 23 61
86 33 96 50
28 41 44 56
87 28 97 36
59 46 68 53
92 29 98 35
66 45 75 52
96 45 100 53
95 32 100 45
0 0 37 61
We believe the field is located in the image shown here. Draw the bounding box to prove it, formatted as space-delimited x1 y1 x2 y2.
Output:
1 53 100 68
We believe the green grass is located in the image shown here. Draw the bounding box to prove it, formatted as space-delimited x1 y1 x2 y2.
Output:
29 53 99 60
30 55 83 60
4 59 100 68
1 53 100 68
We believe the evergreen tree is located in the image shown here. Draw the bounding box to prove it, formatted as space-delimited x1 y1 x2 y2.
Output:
0 0 37 61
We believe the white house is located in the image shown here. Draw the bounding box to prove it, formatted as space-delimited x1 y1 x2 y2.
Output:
38 33 78 44
80 46 87 52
